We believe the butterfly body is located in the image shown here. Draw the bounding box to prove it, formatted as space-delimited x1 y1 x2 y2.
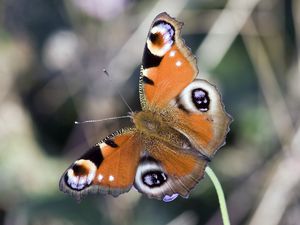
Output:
132 108 192 150
60 12 231 201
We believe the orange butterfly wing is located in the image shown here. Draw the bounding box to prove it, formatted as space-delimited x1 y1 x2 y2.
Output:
139 12 231 158
140 12 198 108
59 129 141 200
172 79 231 158
134 13 231 200
134 140 208 200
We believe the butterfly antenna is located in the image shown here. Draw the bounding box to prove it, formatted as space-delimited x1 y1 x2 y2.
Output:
75 115 132 125
102 69 134 113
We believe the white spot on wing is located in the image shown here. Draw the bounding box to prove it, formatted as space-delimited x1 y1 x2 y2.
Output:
176 60 182 67
109 175 114 182
99 142 107 149
169 50 176 57
142 68 149 77
98 174 103 182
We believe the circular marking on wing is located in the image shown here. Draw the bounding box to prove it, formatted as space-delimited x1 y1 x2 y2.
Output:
142 170 167 187
65 159 97 191
147 22 175 57
169 50 176 57
192 88 210 112
109 175 115 182
134 159 170 196
98 174 104 182
175 60 182 67
177 80 220 114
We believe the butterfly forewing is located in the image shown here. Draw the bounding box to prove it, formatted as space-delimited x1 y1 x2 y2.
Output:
140 13 198 109
59 129 142 200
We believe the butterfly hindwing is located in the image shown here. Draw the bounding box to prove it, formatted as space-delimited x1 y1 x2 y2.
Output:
59 128 142 200
171 79 231 158
134 141 208 200
139 12 198 109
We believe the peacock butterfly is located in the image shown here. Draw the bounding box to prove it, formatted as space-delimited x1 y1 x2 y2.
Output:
59 12 231 202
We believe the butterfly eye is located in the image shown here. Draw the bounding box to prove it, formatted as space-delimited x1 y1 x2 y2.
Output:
142 170 168 188
191 88 210 112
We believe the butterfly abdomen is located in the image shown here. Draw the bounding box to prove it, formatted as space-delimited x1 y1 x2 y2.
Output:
133 110 191 150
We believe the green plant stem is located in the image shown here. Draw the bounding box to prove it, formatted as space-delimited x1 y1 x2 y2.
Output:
205 166 231 225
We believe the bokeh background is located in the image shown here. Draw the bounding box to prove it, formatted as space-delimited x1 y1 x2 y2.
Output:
1 0 300 224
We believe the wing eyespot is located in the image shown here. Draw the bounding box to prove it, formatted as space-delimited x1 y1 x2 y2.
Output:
145 21 175 58
142 170 168 188
72 163 89 176
191 88 210 112
175 80 218 114
134 157 170 197
149 32 162 45
64 159 97 191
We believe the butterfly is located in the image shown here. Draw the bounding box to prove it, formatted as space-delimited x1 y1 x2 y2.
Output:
59 12 231 202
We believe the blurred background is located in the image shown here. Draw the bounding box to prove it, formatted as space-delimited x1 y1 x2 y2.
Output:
1 0 300 224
